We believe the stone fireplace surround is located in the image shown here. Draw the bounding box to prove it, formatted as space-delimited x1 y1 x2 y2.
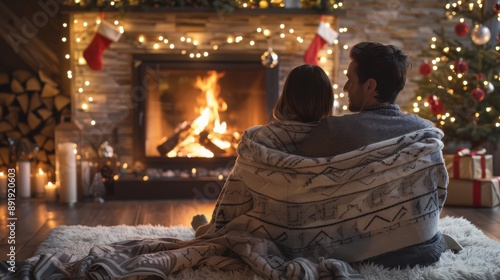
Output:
112 52 279 200
68 10 339 199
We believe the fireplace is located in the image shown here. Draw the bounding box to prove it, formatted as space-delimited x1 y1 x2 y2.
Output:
66 11 338 199
131 53 279 179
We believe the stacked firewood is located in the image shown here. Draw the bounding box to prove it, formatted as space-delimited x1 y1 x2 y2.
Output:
0 69 70 172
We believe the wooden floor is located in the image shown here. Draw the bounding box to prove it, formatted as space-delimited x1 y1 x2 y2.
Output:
0 198 499 261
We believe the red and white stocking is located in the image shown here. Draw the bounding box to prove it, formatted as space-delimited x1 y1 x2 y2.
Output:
303 22 338 65
83 20 122 71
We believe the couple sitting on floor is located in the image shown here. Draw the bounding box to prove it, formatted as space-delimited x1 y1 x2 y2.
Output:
2 42 457 279
193 41 453 268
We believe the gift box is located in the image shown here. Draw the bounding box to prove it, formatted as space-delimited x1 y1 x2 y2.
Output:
445 177 500 207
443 154 493 180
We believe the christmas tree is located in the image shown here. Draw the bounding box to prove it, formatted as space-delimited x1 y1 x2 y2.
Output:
411 0 500 148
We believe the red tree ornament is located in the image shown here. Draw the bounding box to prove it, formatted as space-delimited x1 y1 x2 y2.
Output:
427 95 445 115
454 22 469 37
426 95 436 105
494 1 500 13
454 58 468 74
470 88 485 102
430 101 445 115
476 73 485 81
419 61 432 76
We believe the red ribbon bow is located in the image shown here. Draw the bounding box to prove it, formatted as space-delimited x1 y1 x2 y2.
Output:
455 147 486 157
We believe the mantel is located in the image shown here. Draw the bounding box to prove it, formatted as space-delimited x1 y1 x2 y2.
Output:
61 6 345 16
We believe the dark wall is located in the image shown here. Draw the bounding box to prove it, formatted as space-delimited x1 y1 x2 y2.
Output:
0 0 64 76
0 38 32 73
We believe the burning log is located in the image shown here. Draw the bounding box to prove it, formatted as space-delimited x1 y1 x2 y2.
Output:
157 121 191 156
156 71 240 157
199 131 226 155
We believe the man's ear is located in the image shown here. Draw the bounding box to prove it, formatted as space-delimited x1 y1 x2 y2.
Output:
364 78 377 94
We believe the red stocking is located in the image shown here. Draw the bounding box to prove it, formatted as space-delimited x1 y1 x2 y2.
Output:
303 22 338 65
83 20 122 71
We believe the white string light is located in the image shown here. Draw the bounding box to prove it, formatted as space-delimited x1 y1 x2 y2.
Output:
67 14 347 125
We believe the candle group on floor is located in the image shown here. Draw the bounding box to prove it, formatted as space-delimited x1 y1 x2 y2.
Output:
1 141 97 203
0 165 53 201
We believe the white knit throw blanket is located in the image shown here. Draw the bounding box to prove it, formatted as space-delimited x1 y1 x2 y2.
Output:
207 121 449 263
3 122 448 280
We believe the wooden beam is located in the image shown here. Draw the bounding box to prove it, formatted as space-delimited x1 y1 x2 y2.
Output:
0 1 61 82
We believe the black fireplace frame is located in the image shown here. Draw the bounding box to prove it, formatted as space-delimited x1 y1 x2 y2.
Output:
131 53 279 170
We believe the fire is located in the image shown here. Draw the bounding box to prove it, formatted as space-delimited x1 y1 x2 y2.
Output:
158 71 239 158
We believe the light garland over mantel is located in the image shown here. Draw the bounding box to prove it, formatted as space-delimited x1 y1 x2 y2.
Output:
60 14 351 128
63 0 345 12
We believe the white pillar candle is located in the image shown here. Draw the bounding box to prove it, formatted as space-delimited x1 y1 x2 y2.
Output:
78 160 91 197
16 161 31 198
45 182 57 202
34 168 47 197
0 172 7 198
57 142 77 204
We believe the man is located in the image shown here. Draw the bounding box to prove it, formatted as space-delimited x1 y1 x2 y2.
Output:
297 41 455 268
298 41 435 156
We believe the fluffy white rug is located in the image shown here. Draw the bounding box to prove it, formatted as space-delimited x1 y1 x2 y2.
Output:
33 216 500 280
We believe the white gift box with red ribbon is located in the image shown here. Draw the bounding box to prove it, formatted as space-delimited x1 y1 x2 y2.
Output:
445 177 500 207
443 148 493 180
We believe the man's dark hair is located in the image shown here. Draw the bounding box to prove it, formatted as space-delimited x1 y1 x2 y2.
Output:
350 42 411 103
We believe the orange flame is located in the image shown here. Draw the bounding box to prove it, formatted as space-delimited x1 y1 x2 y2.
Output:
166 71 237 158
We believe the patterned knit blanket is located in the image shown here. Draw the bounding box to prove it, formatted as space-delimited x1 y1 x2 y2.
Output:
2 122 448 280
205 122 449 264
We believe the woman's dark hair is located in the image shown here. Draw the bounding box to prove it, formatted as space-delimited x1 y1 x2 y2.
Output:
349 42 411 103
272 64 334 122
